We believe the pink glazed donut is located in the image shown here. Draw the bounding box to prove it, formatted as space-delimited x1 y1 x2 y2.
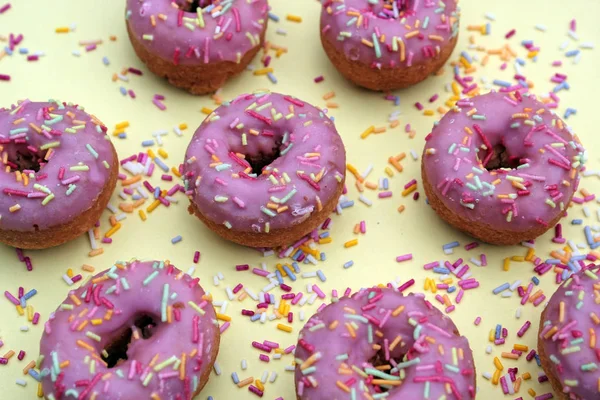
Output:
538 266 600 399
0 100 118 249
126 0 269 94
39 259 219 400
294 287 476 399
182 91 346 248
320 0 460 91
422 90 586 245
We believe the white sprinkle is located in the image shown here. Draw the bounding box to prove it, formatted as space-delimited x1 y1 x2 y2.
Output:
217 272 225 280
87 229 98 250
410 149 419 160
567 30 579 41
299 310 305 321
358 194 373 206
106 203 118 213
225 286 234 300
534 24 547 32
285 366 296 372
72 50 81 57
241 359 248 370
62 275 74 286
307 293 318 305
260 312 267 323
361 164 373 179
482 372 493 380
261 371 268 383
559 40 570 50
580 42 595 49
269 371 278 383
516 307 522 319
213 362 222 375
485 346 493 354
213 276 219 286
15 379 27 386
484 12 495 21
20 326 29 332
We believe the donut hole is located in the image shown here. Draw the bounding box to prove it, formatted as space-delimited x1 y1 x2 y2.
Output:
483 144 521 171
101 313 158 368
3 144 47 173
366 347 406 393
175 0 212 12
243 141 283 176
369 0 413 18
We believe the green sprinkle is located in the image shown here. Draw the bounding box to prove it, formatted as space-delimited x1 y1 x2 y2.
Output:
86 144 99 159
142 270 159 286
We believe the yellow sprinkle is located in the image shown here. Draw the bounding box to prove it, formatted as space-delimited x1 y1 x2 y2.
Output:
104 223 121 238
115 121 129 129
201 107 213 115
139 210 147 221
286 14 302 23
55 27 69 33
344 239 358 248
158 149 168 159
277 323 292 333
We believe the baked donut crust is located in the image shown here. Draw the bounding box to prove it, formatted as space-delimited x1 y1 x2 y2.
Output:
321 31 458 91
125 12 268 95
188 181 343 248
0 144 119 250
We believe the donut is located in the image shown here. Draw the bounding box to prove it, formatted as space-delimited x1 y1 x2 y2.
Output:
319 0 459 91
39 259 220 400
125 0 269 95
0 100 118 249
421 90 586 245
182 91 346 248
538 266 600 399
294 287 476 399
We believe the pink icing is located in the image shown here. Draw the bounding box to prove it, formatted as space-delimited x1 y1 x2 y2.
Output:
0 100 116 231
539 266 600 399
320 0 459 68
422 90 586 231
182 91 346 234
39 260 219 400
294 288 476 399
126 0 268 65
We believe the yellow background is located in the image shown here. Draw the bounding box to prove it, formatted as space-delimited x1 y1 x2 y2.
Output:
1 0 599 398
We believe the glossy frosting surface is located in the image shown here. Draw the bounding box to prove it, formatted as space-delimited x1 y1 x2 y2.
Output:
423 90 586 231
320 0 459 68
0 100 116 232
539 266 600 400
126 0 268 65
39 260 219 400
183 91 346 234
295 288 476 399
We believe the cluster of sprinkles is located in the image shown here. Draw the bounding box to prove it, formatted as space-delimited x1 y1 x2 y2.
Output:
1 2 600 400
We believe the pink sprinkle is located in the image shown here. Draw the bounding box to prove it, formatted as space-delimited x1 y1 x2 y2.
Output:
378 191 392 199
312 284 326 299
154 94 165 101
128 89 136 99
314 75 324 83
0 74 10 81
0 3 10 13
219 321 230 333
161 174 173 181
429 94 438 103
570 19 576 32
85 44 97 52
128 67 143 75
235 264 249 271
4 290 20 305
27 55 39 62
474 317 482 326
17 350 25 360
259 354 269 362
414 102 424 111
359 220 366 234
252 268 269 277
464 242 479 251
152 98 166 110
397 279 414 293
505 29 516 39
396 254 413 262
249 385 264 397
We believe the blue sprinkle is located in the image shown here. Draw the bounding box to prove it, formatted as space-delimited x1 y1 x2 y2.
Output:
18 47 28 54
571 219 583 225
493 79 511 87
4 46 13 55
460 51 472 63
171 235 182 244
453 65 460 75
292 262 301 273
546 259 560 265
154 157 169 172
102 56 110 66
292 250 302 261
564 108 577 119
521 40 533 46
394 96 400 106
317 270 326 282
495 324 502 339
433 267 450 274
485 23 491 35
142 139 154 147
534 354 541 367
119 86 127 96
343 260 354 269
23 289 37 301
492 282 510 294
584 226 594 245
28 369 41 382
118 133 127 139
383 178 389 190
515 58 526 66
447 286 456 293
267 72 277 84
319 231 330 239
250 314 261 322
282 265 296 281
531 276 540 285
132 194 142 200
339 200 354 209
320 252 326 261
268 12 280 22
275 270 284 285
231 372 239 384
517 80 528 88
571 254 587 261
154 187 161 199
442 241 460 250
565 49 580 57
